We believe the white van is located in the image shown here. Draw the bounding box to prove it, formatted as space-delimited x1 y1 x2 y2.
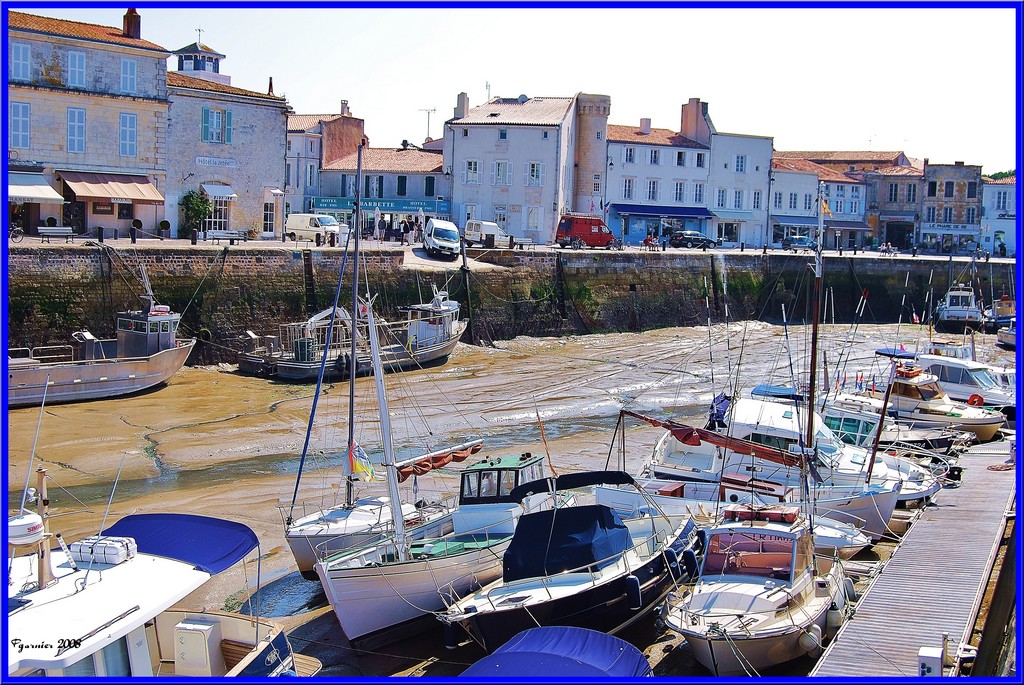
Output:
284 214 350 246
464 220 513 248
423 219 461 260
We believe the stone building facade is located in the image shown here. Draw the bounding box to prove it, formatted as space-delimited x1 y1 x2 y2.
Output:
919 160 984 253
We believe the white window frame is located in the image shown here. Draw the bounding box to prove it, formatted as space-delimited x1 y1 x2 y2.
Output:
11 42 30 81
206 196 230 232
734 190 743 209
995 190 1007 210
693 182 704 204
622 177 634 201
850 200 860 214
263 202 275 232
493 160 511 186
943 206 954 223
676 151 686 166
68 50 86 88
966 207 976 223
120 58 137 94
647 179 659 202
773 191 783 210
67 107 86 153
649 149 660 165
208 109 224 143
306 164 315 188
498 129 508 141
888 183 898 203
527 162 543 187
119 112 137 157
716 188 727 209
752 190 762 210
907 184 917 203
734 155 746 173
789 192 798 210
527 206 541 231
465 159 480 184
593 173 601 194
624 147 635 164
926 206 937 222
835 199 845 213
674 181 685 203
10 101 30 149
464 203 477 223
804 193 813 211
695 152 706 168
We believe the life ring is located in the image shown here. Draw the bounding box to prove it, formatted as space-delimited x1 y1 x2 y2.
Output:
198 327 213 342
967 394 985 406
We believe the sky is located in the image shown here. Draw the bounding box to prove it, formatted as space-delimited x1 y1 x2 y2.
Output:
15 4 1021 175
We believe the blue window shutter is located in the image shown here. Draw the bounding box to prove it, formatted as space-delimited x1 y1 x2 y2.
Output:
225 109 233 144
201 107 210 142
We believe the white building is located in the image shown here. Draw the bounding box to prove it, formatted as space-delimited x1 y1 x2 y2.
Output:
981 175 1016 257
443 92 596 243
165 42 289 238
604 118 711 244
770 158 870 249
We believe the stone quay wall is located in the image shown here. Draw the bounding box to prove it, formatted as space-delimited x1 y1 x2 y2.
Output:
7 243 1013 364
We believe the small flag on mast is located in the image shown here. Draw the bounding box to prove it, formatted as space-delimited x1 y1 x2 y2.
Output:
348 440 375 481
821 198 833 217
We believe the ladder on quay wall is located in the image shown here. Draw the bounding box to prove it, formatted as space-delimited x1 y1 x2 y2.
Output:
302 249 317 313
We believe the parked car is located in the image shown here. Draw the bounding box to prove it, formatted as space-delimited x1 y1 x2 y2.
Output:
782 235 818 251
669 230 717 249
423 218 462 260
555 214 617 248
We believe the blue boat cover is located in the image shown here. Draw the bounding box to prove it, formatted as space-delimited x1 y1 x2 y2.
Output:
461 626 652 677
503 505 630 582
101 513 259 574
750 384 804 401
875 347 916 359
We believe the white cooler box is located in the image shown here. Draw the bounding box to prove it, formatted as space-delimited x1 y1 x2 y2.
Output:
69 535 138 565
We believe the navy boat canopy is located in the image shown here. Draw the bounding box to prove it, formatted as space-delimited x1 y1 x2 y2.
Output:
875 347 916 359
102 513 259 574
503 504 630 582
750 384 805 402
460 626 652 677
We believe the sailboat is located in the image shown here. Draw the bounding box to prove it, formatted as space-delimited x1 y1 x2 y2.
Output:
283 146 469 579
661 181 853 675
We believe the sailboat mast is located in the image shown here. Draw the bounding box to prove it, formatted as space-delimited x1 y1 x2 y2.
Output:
801 182 827 536
345 144 364 507
366 306 409 560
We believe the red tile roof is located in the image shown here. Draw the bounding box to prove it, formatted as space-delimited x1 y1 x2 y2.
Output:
774 150 907 163
8 10 167 52
871 165 924 177
983 174 1016 185
323 147 443 173
288 114 344 132
771 157 858 183
606 124 706 149
167 71 285 102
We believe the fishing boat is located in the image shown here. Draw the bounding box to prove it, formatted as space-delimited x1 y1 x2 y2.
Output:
661 503 854 675
438 471 699 654
983 293 1016 332
934 282 984 333
7 506 320 677
459 626 653 678
997 318 1016 349
7 297 194 408
865 362 1006 442
237 287 465 380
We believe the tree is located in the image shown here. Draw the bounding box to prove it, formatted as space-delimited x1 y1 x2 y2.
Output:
988 170 1016 180
178 189 211 238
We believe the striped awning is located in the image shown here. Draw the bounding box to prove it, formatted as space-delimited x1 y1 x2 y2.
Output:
202 183 237 200
59 171 164 204
8 173 64 204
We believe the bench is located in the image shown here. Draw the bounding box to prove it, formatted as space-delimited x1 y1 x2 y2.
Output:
206 229 248 245
514 238 536 250
37 226 75 243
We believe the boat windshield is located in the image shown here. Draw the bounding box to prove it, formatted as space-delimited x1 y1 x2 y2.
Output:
967 369 999 390
916 381 946 400
701 530 795 583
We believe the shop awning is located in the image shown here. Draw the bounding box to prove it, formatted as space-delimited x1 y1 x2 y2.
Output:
771 215 820 228
8 173 65 204
59 171 164 204
610 203 713 219
202 183 237 199
711 210 754 222
878 211 916 221
263 187 284 200
825 219 872 231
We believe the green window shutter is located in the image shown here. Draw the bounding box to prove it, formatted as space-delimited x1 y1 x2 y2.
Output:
397 175 407 196
225 109 233 144
364 175 370 198
201 107 210 142
377 176 384 198
424 176 435 197
340 174 347 196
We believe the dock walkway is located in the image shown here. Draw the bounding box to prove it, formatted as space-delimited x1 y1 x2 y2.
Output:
812 439 1016 676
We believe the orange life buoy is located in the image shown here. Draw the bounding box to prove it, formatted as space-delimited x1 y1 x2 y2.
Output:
968 393 985 406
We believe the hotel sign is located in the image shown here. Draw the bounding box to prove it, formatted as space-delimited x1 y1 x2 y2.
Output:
196 156 238 168
313 196 451 213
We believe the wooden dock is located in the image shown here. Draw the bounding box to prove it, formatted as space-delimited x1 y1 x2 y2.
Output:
812 439 1016 677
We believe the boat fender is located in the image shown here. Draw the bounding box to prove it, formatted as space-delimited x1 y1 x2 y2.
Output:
843 577 858 602
625 574 643 610
682 548 699 579
798 624 823 655
279 669 298 677
968 393 985 406
663 548 682 579
827 606 845 632
695 528 707 554
198 327 213 343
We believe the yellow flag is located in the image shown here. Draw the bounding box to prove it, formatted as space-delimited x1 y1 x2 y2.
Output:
821 198 833 217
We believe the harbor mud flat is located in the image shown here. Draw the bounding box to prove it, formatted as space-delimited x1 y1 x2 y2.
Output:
6 322 1015 675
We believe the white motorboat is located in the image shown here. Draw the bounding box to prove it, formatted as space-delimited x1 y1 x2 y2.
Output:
997 318 1016 349
662 504 854 675
865 363 1006 442
438 471 699 654
915 353 1015 421
7 509 320 678
934 282 984 333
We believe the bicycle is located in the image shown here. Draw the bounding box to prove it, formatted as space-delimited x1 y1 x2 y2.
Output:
570 237 585 250
9 225 24 243
610 237 624 251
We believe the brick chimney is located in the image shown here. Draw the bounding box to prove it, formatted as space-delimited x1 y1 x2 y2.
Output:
340 100 350 116
123 8 141 39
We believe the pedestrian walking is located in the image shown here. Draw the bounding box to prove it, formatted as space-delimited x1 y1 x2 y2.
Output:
401 217 412 245
376 217 386 241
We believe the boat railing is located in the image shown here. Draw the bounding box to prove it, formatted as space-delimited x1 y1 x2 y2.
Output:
9 344 75 363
